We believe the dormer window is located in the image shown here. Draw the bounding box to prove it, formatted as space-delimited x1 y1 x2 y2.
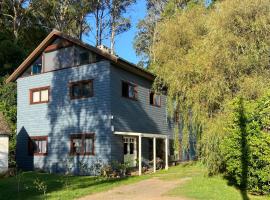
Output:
31 56 42 75
79 52 90 65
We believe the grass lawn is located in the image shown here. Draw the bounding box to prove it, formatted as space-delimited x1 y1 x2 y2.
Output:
0 172 149 200
0 163 269 200
165 163 270 200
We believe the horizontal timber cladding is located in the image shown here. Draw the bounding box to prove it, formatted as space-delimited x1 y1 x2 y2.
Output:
16 61 112 172
110 64 171 135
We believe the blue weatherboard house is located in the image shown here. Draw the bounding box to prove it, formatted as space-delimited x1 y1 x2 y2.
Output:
7 31 195 175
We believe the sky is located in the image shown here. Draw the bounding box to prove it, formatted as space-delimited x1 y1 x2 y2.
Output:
84 0 147 65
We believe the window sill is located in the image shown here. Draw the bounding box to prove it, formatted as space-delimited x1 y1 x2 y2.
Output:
33 153 48 156
121 96 138 101
150 104 161 108
69 153 95 156
30 101 49 105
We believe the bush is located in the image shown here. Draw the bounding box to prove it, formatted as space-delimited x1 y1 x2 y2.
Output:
221 97 270 195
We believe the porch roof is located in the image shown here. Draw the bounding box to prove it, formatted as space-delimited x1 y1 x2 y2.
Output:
114 131 168 139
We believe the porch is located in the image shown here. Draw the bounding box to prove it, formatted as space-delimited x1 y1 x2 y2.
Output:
114 131 169 175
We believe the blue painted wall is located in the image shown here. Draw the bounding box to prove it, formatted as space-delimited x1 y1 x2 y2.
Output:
17 61 112 173
16 55 173 173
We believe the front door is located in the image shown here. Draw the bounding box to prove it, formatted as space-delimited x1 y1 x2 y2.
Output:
123 137 137 167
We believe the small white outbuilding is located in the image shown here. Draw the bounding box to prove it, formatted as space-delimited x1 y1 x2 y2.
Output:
0 113 10 172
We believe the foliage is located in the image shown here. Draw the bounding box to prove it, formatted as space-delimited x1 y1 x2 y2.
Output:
1 164 268 200
0 77 17 166
33 178 48 198
150 0 270 177
221 97 270 195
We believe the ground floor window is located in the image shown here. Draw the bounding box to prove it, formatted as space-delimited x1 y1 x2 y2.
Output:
28 136 48 155
70 133 95 155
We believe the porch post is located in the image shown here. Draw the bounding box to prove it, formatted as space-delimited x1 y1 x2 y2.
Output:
165 137 169 170
153 137 156 173
138 135 142 175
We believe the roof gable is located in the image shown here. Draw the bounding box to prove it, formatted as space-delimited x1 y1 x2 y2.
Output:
6 30 155 83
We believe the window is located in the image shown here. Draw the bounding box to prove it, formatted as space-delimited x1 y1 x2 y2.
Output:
123 137 135 155
70 80 93 99
28 136 48 155
30 86 50 104
150 91 161 107
70 134 95 155
32 57 42 75
79 52 89 65
122 81 138 100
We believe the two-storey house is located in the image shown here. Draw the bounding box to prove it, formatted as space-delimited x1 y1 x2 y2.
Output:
7 31 176 175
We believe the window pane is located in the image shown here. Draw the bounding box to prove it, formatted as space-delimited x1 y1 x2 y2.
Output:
31 56 42 75
122 82 129 97
32 64 42 75
154 95 160 106
150 92 154 105
128 85 135 98
73 139 82 154
130 143 134 154
32 91 40 103
84 138 93 153
41 90 49 102
124 143 128 155
41 140 47 153
72 84 81 98
79 52 89 65
82 82 92 97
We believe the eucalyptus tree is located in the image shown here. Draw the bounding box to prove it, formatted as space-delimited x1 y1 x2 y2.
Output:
108 0 136 53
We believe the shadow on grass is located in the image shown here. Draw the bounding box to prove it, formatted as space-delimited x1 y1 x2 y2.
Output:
225 98 250 200
0 172 133 200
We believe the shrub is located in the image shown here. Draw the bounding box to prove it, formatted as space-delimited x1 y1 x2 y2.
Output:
221 97 270 195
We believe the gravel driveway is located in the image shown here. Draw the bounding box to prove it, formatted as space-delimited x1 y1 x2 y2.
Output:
78 177 189 200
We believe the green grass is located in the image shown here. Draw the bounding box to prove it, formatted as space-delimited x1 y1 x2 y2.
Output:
166 163 270 200
0 163 269 200
0 172 149 200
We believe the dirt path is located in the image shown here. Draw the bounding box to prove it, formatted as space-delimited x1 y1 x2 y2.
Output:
78 177 190 200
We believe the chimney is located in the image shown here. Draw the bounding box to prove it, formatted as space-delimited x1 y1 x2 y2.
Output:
97 45 113 55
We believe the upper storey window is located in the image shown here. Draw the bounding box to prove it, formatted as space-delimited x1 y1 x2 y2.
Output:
31 57 42 74
70 80 93 99
30 86 50 104
150 91 161 107
122 81 138 100
22 56 42 77
75 47 99 66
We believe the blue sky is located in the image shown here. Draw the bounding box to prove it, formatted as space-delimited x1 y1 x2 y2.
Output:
84 0 147 65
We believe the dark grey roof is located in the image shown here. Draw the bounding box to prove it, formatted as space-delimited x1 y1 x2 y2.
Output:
0 113 11 135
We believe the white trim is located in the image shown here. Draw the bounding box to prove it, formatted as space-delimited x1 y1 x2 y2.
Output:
153 137 156 173
114 131 168 139
138 135 142 176
114 131 169 175
165 137 169 170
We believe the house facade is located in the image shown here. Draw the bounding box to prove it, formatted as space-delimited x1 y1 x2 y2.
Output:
0 113 10 172
7 31 186 175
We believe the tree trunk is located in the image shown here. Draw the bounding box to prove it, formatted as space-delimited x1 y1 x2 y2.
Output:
110 24 115 54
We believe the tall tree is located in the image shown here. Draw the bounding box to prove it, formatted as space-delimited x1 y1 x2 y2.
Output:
91 0 109 46
133 0 168 66
108 0 136 53
151 0 270 173
31 0 94 39
0 0 32 42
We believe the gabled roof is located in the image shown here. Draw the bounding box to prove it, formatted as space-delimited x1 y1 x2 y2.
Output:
0 112 11 135
6 30 155 83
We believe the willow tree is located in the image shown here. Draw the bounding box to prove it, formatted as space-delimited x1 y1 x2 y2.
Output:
151 0 270 173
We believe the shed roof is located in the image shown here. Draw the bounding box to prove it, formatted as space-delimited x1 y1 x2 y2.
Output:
6 30 155 83
0 113 10 135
